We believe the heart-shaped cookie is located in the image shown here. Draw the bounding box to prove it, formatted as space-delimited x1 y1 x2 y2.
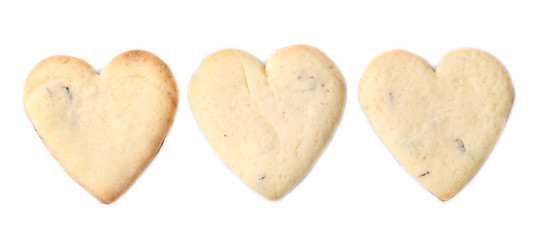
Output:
189 45 346 200
24 50 178 203
359 49 513 201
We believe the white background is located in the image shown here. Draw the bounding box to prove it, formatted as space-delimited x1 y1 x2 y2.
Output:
1 0 536 239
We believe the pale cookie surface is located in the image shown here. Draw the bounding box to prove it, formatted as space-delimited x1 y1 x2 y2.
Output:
24 50 178 203
189 45 346 200
360 49 513 201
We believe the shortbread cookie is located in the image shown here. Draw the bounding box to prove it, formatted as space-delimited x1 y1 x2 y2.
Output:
189 45 346 200
359 49 513 201
24 50 178 203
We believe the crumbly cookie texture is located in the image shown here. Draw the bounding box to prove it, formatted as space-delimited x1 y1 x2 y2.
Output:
189 45 346 200
24 50 178 204
359 49 513 201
